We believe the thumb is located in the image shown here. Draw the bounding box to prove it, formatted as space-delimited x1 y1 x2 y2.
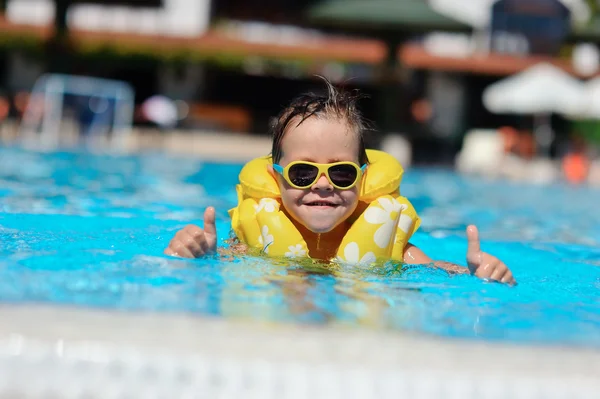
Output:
466 224 482 273
203 207 217 239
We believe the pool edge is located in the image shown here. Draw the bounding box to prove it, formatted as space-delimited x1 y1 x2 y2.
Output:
0 304 598 398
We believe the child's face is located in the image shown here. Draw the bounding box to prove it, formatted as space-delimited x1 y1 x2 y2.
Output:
272 116 361 233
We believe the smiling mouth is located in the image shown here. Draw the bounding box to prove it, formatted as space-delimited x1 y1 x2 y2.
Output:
305 201 338 207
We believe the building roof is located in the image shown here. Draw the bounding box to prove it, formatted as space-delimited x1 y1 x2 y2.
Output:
0 15 387 65
399 42 593 78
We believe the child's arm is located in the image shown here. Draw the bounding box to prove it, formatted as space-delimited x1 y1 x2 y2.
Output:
403 225 516 285
164 207 218 258
164 207 250 259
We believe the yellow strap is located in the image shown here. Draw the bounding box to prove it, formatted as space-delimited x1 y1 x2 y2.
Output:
237 149 404 201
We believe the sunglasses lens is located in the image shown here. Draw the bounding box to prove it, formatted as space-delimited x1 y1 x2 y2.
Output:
288 163 319 187
328 164 358 187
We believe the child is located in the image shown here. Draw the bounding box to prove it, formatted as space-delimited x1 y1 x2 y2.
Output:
165 79 515 285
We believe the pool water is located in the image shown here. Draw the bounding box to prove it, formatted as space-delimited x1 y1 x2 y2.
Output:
1 146 600 348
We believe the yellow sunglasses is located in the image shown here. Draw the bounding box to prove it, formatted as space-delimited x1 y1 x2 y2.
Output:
273 161 367 190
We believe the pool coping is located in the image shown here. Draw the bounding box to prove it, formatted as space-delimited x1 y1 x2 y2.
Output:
1 304 599 398
2 125 275 163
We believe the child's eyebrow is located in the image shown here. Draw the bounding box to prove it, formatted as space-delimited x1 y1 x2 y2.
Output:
293 156 316 162
298 158 341 163
293 157 352 163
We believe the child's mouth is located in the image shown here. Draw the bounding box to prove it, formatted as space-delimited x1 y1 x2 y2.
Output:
305 201 338 207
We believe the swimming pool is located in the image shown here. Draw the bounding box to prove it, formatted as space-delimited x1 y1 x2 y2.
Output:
1 144 599 352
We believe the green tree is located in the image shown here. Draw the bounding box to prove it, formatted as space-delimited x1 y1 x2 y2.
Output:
585 0 599 17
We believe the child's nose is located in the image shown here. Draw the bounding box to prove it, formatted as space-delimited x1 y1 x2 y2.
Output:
311 174 333 191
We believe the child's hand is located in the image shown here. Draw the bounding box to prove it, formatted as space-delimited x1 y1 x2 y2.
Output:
164 207 217 258
466 225 516 285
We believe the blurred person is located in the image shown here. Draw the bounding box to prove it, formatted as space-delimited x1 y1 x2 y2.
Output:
165 78 516 285
499 126 519 154
0 93 9 122
0 92 9 142
562 135 590 185
14 91 46 124
518 130 536 159
410 98 432 124
499 127 537 160
13 91 30 118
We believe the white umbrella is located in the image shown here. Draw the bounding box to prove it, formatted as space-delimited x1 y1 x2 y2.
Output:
577 77 600 120
482 63 586 116
482 63 587 156
560 76 600 121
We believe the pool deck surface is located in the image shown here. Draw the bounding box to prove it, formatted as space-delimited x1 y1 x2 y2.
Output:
1 305 600 398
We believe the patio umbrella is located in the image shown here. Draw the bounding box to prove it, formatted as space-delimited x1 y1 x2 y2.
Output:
308 0 470 33
482 63 587 156
482 63 586 116
579 76 600 119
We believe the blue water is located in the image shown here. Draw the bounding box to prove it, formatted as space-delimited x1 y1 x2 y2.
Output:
1 146 600 348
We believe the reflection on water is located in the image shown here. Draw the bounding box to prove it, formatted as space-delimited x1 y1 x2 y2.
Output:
5 220 598 350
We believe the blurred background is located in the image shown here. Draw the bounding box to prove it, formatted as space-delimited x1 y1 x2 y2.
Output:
1 0 600 185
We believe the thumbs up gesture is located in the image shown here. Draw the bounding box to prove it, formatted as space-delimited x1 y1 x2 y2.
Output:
164 207 218 258
466 225 516 285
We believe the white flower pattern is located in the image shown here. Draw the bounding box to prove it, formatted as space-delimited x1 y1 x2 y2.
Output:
258 225 274 253
363 197 404 248
398 211 413 233
284 244 307 258
253 198 278 214
337 242 376 266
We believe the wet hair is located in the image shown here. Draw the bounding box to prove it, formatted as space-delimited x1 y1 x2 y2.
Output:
270 77 370 165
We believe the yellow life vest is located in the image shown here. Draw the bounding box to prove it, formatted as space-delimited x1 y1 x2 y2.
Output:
228 149 421 265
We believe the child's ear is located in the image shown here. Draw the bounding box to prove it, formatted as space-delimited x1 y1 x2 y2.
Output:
267 164 275 177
